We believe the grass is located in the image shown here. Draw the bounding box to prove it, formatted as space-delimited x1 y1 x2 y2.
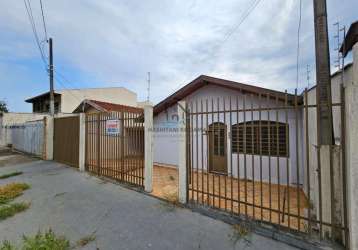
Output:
0 229 70 250
0 183 30 204
0 202 30 221
0 182 31 221
0 172 22 180
229 222 253 246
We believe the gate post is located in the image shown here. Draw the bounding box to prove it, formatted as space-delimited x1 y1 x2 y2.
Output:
144 105 153 192
79 113 86 172
345 42 358 250
178 101 187 204
44 116 53 160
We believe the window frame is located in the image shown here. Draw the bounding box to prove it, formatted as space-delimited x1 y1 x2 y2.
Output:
231 120 289 157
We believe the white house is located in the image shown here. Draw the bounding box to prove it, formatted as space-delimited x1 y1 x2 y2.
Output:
153 75 305 186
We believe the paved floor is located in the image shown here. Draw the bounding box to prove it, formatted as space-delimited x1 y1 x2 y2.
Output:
0 159 297 250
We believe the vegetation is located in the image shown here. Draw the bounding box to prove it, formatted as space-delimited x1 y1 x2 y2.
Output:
0 100 8 113
0 230 70 250
0 202 30 221
0 183 30 204
0 183 30 221
229 222 252 246
0 172 23 180
76 233 96 247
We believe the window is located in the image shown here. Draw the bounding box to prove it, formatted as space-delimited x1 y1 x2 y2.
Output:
231 121 288 157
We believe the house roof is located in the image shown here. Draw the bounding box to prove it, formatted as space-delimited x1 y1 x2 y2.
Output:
73 99 143 113
340 20 358 57
153 75 300 116
25 91 61 103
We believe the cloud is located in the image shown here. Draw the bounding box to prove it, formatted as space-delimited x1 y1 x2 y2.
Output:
0 0 356 111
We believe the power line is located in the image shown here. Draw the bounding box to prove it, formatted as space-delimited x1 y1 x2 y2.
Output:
219 0 262 49
23 0 84 106
39 0 48 41
54 75 83 103
54 69 82 89
53 69 85 100
23 0 47 67
295 0 302 89
174 0 263 93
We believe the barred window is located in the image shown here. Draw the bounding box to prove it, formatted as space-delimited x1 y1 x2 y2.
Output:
231 121 288 157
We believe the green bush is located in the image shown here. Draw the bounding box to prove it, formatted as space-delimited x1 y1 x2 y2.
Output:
0 202 30 221
0 172 23 180
1 230 70 250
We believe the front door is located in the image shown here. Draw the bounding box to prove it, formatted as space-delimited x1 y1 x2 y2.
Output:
208 122 227 174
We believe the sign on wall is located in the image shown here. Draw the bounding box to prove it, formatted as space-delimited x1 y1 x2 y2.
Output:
106 119 120 135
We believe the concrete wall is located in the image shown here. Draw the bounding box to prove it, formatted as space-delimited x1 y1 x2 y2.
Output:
59 87 138 113
302 63 353 222
345 43 358 250
153 84 304 186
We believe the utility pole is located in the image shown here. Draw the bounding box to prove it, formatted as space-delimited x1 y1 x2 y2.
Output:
49 37 54 116
313 0 333 145
313 0 343 242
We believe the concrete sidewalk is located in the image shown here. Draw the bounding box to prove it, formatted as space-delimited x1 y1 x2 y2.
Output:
0 160 297 250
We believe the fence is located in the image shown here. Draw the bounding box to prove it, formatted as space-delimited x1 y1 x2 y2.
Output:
85 110 145 188
185 87 348 247
9 120 45 157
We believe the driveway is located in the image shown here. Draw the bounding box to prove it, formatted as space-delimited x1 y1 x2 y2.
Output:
0 157 297 250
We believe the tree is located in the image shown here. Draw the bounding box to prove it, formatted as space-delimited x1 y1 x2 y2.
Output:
0 100 9 113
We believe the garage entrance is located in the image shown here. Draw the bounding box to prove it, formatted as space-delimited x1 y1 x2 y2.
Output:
53 116 79 168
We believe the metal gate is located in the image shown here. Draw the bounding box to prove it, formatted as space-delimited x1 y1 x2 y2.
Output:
85 110 144 188
186 87 348 247
54 116 79 168
9 120 45 157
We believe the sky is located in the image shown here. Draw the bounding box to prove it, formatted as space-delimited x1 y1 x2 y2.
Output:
0 0 357 112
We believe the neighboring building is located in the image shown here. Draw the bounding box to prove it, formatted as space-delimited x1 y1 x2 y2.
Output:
73 99 143 114
25 87 138 113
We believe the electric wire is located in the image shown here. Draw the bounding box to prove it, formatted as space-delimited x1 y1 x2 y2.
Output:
39 0 48 41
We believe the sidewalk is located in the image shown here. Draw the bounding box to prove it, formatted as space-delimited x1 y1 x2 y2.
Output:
0 159 297 250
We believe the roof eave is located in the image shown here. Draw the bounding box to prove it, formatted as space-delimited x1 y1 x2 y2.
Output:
153 75 300 116
340 21 358 57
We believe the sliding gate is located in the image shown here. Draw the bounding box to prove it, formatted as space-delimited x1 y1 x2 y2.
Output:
85 110 144 188
186 87 348 247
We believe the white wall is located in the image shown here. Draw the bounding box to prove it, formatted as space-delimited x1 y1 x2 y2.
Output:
60 87 138 113
303 65 352 215
153 104 180 166
153 84 304 186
